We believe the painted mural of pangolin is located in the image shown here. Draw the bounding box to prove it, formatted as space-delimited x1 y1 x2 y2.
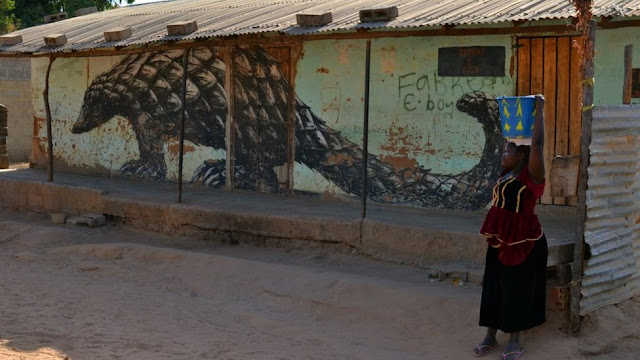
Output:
72 46 502 211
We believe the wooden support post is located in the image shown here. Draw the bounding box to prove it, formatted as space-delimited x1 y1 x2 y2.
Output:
361 39 371 219
43 55 56 182
623 45 633 104
224 47 235 191
286 46 301 194
571 19 597 333
177 49 190 203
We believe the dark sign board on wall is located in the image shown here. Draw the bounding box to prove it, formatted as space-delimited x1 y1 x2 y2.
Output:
633 69 640 98
438 46 505 77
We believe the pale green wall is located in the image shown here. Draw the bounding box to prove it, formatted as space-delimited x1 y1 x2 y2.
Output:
294 35 514 194
594 27 640 105
31 56 224 180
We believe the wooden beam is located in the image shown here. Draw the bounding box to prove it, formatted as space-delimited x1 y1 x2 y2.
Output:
224 47 235 191
571 18 597 334
598 19 640 30
623 45 633 104
286 45 302 194
43 55 56 182
177 49 189 203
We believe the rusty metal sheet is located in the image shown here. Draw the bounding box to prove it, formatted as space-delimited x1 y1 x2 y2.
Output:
1 0 639 56
580 105 640 316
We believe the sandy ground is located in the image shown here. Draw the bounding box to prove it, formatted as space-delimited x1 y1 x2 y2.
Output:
0 209 638 360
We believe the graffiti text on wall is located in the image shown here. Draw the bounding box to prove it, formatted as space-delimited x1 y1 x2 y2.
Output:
398 71 511 118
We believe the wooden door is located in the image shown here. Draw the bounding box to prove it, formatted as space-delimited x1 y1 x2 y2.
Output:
516 37 582 206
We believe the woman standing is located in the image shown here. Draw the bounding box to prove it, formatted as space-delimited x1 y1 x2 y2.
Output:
472 95 547 360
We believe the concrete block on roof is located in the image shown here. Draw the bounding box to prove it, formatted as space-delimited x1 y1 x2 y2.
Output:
44 34 67 47
296 13 333 27
167 21 198 36
104 27 132 42
0 34 23 46
359 6 398 22
75 6 98 17
44 12 68 24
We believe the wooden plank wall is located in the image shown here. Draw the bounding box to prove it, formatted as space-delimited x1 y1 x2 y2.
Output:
517 36 582 206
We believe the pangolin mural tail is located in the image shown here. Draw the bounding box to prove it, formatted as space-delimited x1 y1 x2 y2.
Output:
73 46 502 211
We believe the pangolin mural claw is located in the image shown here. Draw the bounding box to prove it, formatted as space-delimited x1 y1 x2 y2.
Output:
73 46 502 211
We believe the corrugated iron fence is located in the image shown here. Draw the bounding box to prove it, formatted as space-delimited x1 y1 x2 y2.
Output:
580 105 640 315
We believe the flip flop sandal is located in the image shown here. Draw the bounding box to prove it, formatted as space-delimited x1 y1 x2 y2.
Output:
472 342 497 357
502 348 526 360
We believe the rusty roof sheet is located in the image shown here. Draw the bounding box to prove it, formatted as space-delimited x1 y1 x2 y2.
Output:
1 0 639 55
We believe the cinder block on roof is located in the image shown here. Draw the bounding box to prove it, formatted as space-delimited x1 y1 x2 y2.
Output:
359 6 398 22
104 27 132 42
44 34 67 47
44 12 68 24
75 6 98 17
167 21 198 36
0 34 23 46
296 12 333 27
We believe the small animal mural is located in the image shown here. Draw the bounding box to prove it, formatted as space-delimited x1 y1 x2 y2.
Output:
72 46 503 211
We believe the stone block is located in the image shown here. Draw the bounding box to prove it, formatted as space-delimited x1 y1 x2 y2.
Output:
82 213 107 227
296 13 333 27
167 21 198 36
67 216 96 227
104 27 132 42
51 213 68 224
547 285 570 310
551 155 579 197
0 35 23 46
75 6 98 17
44 12 68 23
359 6 398 22
44 34 67 47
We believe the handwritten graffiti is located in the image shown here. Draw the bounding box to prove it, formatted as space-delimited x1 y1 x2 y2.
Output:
398 71 511 117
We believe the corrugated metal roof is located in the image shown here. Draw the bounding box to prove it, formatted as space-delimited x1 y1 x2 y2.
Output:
0 0 639 55
580 106 640 316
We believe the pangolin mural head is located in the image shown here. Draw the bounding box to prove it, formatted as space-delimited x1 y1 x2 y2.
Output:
72 75 125 134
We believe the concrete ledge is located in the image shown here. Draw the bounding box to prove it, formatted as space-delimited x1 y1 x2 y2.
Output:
0 173 574 270
0 177 103 213
361 219 486 267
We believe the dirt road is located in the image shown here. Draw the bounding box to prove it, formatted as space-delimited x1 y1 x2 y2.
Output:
0 209 638 359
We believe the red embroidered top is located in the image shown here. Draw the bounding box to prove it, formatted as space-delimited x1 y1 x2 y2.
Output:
479 166 545 266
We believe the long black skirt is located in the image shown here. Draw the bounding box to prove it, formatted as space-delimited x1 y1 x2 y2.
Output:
479 235 548 333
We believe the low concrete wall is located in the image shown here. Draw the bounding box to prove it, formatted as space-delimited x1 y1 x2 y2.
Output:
0 175 488 268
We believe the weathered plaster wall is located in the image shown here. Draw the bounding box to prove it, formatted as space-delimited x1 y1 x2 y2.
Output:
594 27 640 106
295 36 514 205
31 37 514 211
31 54 224 180
0 57 32 161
